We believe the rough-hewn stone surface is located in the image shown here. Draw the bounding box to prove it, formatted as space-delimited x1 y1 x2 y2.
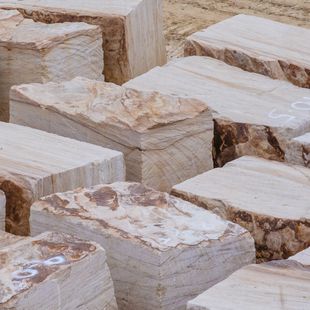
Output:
125 56 310 167
0 9 103 122
10 77 213 191
172 156 310 261
286 133 310 168
184 14 310 88
0 231 117 309
30 182 255 310
0 191 5 230
0 121 124 236
186 260 310 310
0 0 167 85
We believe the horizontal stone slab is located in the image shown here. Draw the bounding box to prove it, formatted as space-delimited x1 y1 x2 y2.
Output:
187 260 310 310
0 231 117 309
184 14 310 88
30 182 255 310
0 122 124 235
172 156 310 261
0 0 167 84
289 247 310 266
10 77 213 191
0 9 103 121
125 56 310 167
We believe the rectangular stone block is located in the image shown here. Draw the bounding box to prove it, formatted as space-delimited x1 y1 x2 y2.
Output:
0 0 167 84
30 182 255 310
184 14 310 88
0 9 103 121
10 77 213 191
0 231 117 309
0 190 5 230
0 121 124 235
172 156 310 261
125 56 310 167
186 260 310 310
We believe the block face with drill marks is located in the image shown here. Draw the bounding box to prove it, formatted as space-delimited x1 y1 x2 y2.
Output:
0 121 124 236
10 77 213 191
125 56 310 167
186 260 310 310
0 0 167 84
184 14 310 88
0 9 103 121
172 156 310 261
0 231 117 309
30 182 255 310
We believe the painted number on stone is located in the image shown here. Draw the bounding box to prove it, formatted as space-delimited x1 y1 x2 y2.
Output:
12 255 66 280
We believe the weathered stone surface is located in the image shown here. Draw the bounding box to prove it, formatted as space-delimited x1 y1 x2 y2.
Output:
0 191 5 230
0 121 124 236
184 14 310 88
186 260 310 310
286 133 310 168
30 182 255 310
0 231 117 309
0 0 167 85
0 230 23 249
10 76 213 191
289 247 310 266
125 56 310 167
172 156 310 261
0 9 103 122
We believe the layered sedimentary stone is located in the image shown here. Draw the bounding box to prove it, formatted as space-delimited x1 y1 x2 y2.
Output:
172 156 310 261
125 56 310 167
10 77 213 191
0 122 124 236
286 133 310 167
0 9 103 121
0 231 117 309
186 260 310 310
0 0 167 85
30 182 255 310
184 14 310 88
0 191 5 230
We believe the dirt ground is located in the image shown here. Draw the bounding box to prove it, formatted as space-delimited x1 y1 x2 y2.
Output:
164 0 310 58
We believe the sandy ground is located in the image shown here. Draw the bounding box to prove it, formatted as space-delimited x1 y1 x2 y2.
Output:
164 0 310 58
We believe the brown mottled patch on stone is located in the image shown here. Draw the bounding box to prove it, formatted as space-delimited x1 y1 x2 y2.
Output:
85 187 119 210
264 127 285 161
302 146 310 167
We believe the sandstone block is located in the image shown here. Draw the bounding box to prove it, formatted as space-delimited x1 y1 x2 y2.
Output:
125 56 310 167
172 156 310 261
30 182 255 310
186 260 310 310
0 0 167 84
0 122 124 235
0 9 103 121
0 231 117 309
10 77 213 191
184 14 310 88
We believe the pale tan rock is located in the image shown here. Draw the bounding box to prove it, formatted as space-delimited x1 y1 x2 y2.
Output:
30 182 255 310
172 156 310 261
0 231 117 309
0 121 124 236
184 14 310 88
10 76 213 191
286 133 310 168
186 260 310 310
0 230 23 249
125 56 310 167
289 247 310 266
0 9 103 121
0 190 5 230
0 0 167 84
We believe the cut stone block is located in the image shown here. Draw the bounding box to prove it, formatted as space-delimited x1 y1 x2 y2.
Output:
172 156 310 261
184 14 310 88
0 0 167 85
0 121 124 236
10 76 213 191
286 133 310 168
125 56 310 167
30 182 255 310
0 231 117 309
186 260 310 310
0 9 103 122
0 191 5 230
289 247 310 266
